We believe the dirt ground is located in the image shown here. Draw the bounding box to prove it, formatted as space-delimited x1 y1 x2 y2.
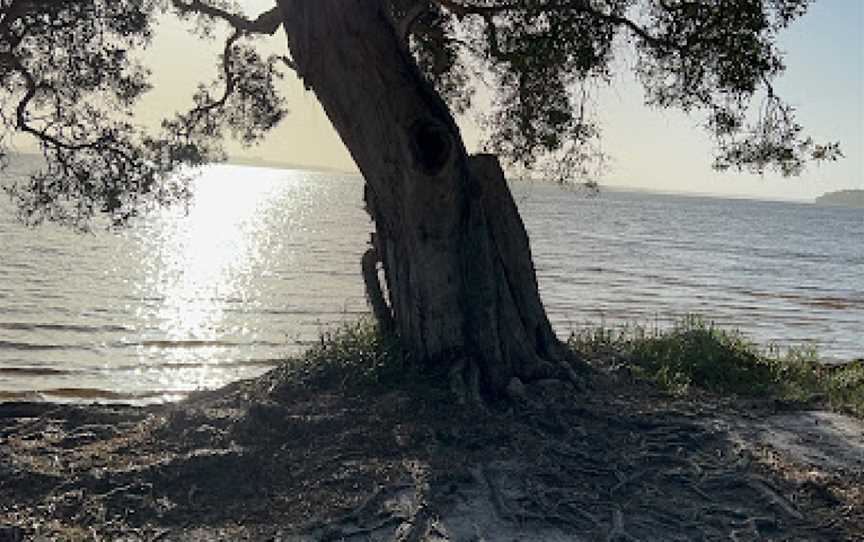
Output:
1 361 861 541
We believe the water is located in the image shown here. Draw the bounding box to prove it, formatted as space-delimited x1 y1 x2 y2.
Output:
1 157 862 402
515 184 863 356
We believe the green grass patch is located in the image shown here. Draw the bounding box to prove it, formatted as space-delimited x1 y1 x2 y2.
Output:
291 319 407 390
282 316 863 417
286 319 450 401
568 315 864 417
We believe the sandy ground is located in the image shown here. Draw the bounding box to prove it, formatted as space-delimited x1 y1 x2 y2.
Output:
727 410 864 473
1 362 862 541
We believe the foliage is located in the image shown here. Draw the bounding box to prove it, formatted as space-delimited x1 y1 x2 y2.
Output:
568 315 864 417
0 0 842 227
390 0 842 174
0 0 286 227
289 320 402 390
287 319 448 397
283 316 864 418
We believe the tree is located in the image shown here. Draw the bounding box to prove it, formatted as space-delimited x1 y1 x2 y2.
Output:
0 0 841 401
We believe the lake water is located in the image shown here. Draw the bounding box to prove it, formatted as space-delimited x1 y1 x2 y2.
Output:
1 158 862 403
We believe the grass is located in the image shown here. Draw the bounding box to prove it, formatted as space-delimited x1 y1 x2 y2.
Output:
568 315 864 417
285 319 450 402
289 319 407 390
279 316 863 418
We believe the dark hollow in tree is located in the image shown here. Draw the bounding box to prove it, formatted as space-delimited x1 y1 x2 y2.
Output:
0 0 842 402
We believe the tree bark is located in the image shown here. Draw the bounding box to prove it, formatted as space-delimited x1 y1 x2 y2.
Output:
277 0 568 398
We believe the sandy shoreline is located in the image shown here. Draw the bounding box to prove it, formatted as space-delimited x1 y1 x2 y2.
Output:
1 362 862 541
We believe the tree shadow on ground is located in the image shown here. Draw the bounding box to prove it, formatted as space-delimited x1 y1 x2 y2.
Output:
0 365 861 541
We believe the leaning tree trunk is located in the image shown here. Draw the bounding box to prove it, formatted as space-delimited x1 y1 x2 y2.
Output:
277 0 571 398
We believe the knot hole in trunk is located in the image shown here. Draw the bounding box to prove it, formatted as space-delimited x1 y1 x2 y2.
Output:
408 119 452 176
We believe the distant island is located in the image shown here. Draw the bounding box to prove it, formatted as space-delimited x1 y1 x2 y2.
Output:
815 189 864 208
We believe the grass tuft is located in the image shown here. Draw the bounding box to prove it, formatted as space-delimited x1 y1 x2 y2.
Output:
569 315 864 417
281 319 450 402
290 319 408 391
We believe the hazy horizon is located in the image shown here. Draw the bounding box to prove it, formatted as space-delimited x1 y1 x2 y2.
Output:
6 146 859 205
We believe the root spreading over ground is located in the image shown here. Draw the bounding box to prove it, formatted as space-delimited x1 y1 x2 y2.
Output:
0 359 862 541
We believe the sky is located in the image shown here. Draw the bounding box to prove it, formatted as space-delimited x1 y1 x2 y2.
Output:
587 0 863 201
22 1 864 201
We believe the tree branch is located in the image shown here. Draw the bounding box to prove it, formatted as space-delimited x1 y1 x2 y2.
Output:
184 29 242 128
170 0 282 35
273 55 298 73
431 0 680 52
398 2 430 44
11 55 110 153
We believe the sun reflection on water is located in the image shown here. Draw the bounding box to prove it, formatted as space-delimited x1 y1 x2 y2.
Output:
133 165 310 392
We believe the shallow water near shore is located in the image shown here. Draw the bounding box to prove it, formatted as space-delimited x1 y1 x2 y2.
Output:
1 156 862 403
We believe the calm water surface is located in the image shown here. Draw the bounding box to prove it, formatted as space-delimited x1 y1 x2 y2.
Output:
1 158 862 402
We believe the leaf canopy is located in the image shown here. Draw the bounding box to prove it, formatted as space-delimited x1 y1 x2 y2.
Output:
0 0 841 226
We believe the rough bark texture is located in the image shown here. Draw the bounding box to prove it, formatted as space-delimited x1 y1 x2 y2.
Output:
277 0 565 396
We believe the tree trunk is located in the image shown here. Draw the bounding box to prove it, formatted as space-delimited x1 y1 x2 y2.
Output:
277 0 569 398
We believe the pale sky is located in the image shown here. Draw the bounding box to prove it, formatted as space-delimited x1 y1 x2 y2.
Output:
27 1 864 201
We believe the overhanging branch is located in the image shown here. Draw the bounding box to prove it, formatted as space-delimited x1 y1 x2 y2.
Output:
183 29 242 130
170 0 282 35
431 0 681 53
11 56 115 154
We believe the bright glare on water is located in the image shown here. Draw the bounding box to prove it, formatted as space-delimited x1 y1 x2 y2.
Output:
1 157 862 403
1 163 372 402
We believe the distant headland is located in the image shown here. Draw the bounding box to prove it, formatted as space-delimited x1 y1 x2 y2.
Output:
814 189 864 208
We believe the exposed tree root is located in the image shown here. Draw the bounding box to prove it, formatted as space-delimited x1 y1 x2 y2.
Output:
447 357 485 410
0 361 860 540
557 357 588 390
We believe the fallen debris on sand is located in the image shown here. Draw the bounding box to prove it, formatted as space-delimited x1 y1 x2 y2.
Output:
1 362 861 540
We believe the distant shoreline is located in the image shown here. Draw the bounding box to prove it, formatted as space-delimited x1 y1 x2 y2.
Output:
8 151 852 205
814 189 864 208
225 156 356 175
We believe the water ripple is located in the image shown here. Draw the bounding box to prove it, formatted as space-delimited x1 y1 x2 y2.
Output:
1 162 862 403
